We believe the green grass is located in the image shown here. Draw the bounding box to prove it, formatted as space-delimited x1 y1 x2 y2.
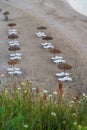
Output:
0 80 87 130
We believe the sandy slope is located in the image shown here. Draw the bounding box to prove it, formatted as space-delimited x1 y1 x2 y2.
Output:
0 0 87 96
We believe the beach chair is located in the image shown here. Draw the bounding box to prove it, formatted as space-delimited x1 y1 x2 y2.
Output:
10 56 21 60
56 72 69 77
43 45 54 49
35 32 46 37
41 42 52 46
58 76 72 81
53 59 66 64
51 56 63 60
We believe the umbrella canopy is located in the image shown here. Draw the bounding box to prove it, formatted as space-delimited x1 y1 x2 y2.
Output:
8 35 19 39
8 46 20 51
8 23 16 27
8 59 20 66
49 48 61 56
37 26 47 32
42 36 53 41
58 63 72 72
3 11 9 15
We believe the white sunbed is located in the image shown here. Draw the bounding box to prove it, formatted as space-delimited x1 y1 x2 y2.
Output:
51 56 63 60
58 76 72 82
10 56 22 60
8 70 22 75
35 32 46 37
41 42 52 46
53 59 66 64
10 53 22 57
8 29 18 32
9 43 20 46
9 41 19 44
56 72 69 77
7 67 20 71
8 31 17 35
43 45 54 49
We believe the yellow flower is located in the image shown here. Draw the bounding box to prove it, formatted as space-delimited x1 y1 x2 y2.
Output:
20 82 25 87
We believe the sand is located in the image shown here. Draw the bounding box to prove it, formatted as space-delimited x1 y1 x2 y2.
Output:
0 0 87 97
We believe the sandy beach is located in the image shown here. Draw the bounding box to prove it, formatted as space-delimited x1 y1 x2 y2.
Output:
0 0 87 97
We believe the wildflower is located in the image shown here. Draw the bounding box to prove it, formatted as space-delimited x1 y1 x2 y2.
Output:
5 89 8 93
48 94 52 98
1 74 5 78
73 113 77 117
53 91 58 95
24 90 27 94
70 100 74 104
24 124 28 128
82 93 86 97
43 90 48 93
51 112 56 117
20 82 25 87
63 121 66 124
17 87 21 90
73 122 77 126
32 87 36 90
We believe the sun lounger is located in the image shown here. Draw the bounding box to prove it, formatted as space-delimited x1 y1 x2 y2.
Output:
9 43 20 46
53 59 66 64
8 29 18 32
8 70 22 75
58 76 72 81
10 56 21 60
7 67 20 71
8 31 17 35
41 42 52 46
43 45 54 49
51 56 63 60
35 32 46 37
10 53 22 57
56 72 69 77
9 41 19 44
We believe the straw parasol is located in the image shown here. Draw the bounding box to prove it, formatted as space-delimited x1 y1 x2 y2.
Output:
58 63 72 72
37 26 47 32
42 36 53 43
8 59 20 66
3 11 9 15
49 48 61 57
8 23 16 28
8 35 19 39
8 46 20 51
3 11 9 21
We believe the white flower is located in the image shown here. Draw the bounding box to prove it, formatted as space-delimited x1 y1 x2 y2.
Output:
1 74 5 78
53 91 58 95
32 87 36 90
83 93 86 97
48 94 52 98
51 112 56 117
24 124 28 128
43 90 48 93
17 87 21 90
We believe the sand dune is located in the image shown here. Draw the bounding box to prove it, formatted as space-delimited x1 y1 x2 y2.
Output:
0 0 87 96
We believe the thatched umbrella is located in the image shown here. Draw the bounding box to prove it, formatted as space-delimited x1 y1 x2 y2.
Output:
8 35 18 39
8 23 16 28
49 48 61 57
58 63 72 73
42 36 53 43
3 11 9 21
8 46 20 52
8 59 20 66
37 26 47 32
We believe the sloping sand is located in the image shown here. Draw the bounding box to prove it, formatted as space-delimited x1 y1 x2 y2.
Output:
0 0 87 97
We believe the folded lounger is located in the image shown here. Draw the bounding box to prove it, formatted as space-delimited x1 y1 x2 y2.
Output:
43 45 54 49
58 76 72 81
10 56 21 60
10 53 22 57
53 59 66 64
51 56 63 60
56 72 69 77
